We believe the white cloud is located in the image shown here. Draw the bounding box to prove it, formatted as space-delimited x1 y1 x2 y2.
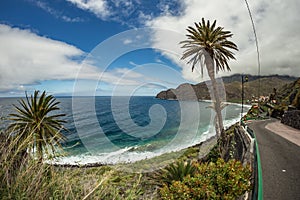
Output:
138 11 153 22
65 0 156 27
129 61 138 67
0 24 170 95
98 69 142 86
33 0 84 22
113 68 143 78
66 0 137 21
146 0 300 82
61 16 84 23
66 0 110 19
0 24 100 92
123 39 133 45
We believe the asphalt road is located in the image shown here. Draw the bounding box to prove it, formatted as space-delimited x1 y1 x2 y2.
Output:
248 119 300 200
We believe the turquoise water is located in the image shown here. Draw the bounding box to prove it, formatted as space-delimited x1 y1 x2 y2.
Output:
0 96 248 165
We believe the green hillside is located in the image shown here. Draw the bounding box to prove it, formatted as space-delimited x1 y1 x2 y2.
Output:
276 78 300 109
156 74 297 103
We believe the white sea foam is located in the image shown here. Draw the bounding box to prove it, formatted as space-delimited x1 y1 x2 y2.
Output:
49 131 209 166
49 105 251 166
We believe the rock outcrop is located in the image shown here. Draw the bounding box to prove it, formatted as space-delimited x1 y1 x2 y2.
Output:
156 89 177 100
156 82 210 101
281 110 300 130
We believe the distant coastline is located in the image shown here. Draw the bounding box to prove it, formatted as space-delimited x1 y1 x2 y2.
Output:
155 74 297 102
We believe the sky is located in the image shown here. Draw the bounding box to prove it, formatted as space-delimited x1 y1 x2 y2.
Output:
0 0 299 97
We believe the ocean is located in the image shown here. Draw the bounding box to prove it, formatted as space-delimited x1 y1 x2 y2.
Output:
0 96 248 165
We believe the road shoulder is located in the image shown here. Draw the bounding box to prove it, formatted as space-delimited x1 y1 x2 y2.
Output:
265 120 300 146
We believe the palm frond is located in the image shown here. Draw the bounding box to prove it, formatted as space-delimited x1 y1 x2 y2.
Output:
161 160 197 185
180 18 238 75
7 90 66 161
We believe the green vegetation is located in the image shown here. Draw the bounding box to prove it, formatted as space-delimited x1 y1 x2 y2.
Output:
157 75 296 103
0 91 144 199
276 78 300 109
0 90 253 199
180 18 238 158
0 157 144 199
159 160 197 185
241 78 300 121
160 159 252 200
243 105 267 120
7 91 66 162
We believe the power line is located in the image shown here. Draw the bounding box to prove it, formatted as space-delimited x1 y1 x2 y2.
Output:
244 0 261 97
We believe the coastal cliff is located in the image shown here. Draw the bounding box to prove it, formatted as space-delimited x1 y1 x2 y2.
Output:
156 74 297 102
156 83 210 101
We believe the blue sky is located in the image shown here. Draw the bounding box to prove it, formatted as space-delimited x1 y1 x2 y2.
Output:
0 0 299 97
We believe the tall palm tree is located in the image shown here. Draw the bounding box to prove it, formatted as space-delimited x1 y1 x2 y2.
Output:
8 91 66 162
180 18 238 157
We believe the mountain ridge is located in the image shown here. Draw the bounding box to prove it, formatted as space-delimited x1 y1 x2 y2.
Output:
156 74 298 102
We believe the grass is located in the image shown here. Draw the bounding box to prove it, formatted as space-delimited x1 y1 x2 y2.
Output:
0 134 213 199
0 127 203 199
0 124 251 200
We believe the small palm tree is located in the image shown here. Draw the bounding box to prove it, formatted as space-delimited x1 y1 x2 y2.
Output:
8 91 66 162
180 18 238 157
161 160 197 185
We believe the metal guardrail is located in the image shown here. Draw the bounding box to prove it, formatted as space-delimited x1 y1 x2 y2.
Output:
254 136 263 200
241 121 263 200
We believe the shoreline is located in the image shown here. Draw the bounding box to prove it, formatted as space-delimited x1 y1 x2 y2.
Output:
48 100 249 168
49 108 248 168
50 136 217 168
157 98 252 109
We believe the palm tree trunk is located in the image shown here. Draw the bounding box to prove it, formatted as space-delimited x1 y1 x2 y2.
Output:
204 53 227 158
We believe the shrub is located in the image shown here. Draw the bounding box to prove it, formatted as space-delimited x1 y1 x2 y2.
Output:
160 160 197 185
204 143 220 163
160 158 252 200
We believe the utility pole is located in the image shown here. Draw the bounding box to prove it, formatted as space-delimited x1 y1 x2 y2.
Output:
241 75 249 121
